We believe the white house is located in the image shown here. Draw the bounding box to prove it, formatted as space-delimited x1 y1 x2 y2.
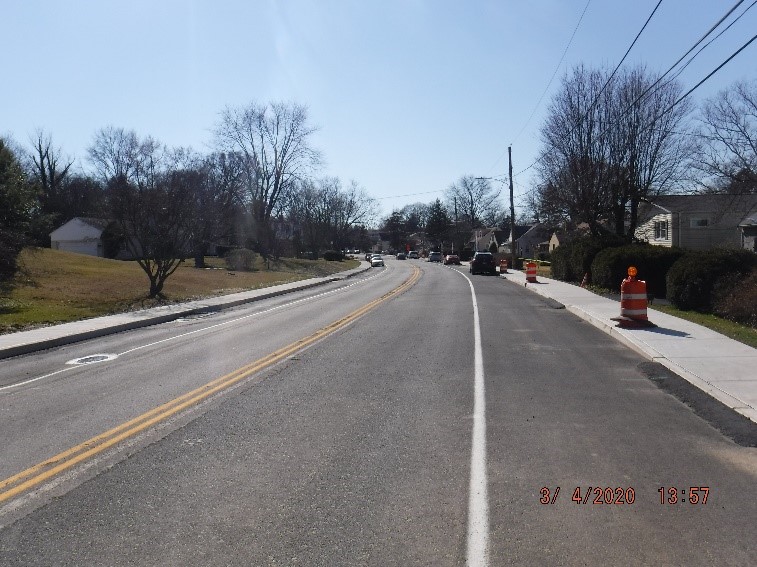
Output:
634 194 757 251
50 217 111 257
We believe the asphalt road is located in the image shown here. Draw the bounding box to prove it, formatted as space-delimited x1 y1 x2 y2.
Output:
1 258 755 566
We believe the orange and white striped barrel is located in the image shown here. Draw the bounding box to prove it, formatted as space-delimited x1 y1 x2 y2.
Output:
500 258 508 273
526 262 537 283
620 277 648 321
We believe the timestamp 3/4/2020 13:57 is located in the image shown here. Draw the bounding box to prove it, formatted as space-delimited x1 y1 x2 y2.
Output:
539 486 711 505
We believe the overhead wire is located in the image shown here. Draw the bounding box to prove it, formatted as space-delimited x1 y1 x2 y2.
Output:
511 0 593 146
614 0 753 125
512 0 665 178
484 0 593 176
513 0 756 179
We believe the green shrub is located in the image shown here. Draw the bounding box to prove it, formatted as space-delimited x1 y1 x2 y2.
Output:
225 248 257 271
551 234 626 283
550 245 573 281
666 248 757 311
712 268 757 327
591 245 686 297
322 250 344 261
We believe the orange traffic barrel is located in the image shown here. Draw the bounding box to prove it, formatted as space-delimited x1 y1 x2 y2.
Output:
612 267 655 327
526 262 537 283
500 258 508 274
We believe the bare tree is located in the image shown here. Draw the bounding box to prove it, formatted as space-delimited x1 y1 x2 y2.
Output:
535 65 691 237
444 175 502 229
288 178 376 257
87 126 140 183
695 80 757 193
214 101 321 256
29 130 73 213
88 129 197 297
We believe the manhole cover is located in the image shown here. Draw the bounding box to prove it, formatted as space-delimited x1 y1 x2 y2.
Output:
67 353 118 365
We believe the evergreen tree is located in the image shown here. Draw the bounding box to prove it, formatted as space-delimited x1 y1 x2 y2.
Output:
0 139 36 281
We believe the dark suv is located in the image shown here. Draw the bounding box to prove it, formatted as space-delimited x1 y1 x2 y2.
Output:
469 252 497 275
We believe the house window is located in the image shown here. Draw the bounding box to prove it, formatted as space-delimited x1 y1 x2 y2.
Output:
690 217 709 228
654 220 668 240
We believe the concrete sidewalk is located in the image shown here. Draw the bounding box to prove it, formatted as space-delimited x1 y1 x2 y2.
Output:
0 264 371 360
501 268 757 424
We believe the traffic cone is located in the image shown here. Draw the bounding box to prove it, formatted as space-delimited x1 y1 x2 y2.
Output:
611 267 656 328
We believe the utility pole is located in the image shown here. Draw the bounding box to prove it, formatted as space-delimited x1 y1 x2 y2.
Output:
453 197 458 254
508 146 516 268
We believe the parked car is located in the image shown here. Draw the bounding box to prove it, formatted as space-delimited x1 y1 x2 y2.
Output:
469 252 497 275
370 254 384 267
396 252 407 260
444 254 460 265
428 251 442 262
408 250 420 259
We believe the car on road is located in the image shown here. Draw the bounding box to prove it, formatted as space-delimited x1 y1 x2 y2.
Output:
469 252 497 275
407 250 420 259
443 254 460 265
396 252 406 260
370 254 384 267
428 251 442 263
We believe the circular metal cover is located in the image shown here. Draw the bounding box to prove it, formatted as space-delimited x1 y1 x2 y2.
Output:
66 353 118 365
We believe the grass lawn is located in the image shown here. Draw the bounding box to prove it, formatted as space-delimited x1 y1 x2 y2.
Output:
525 264 756 349
649 304 757 349
0 248 360 334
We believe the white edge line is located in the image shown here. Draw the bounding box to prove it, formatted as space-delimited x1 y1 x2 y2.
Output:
458 270 490 566
0 268 388 392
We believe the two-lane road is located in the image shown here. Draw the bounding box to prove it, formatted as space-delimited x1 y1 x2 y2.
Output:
1 257 755 565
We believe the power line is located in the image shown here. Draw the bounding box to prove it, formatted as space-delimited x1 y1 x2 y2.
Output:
617 0 753 123
486 0 593 175
374 189 444 200
511 0 593 146
513 0 665 177
513 1 756 180
587 0 665 115
660 32 757 117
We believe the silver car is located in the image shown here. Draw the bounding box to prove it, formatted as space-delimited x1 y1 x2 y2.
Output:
370 254 384 267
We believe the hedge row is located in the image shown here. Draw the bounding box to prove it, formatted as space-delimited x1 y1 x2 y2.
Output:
665 248 757 312
550 234 626 282
591 245 686 297
552 238 756 326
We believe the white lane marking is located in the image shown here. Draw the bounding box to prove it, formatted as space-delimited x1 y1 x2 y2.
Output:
0 266 388 392
0 367 75 392
117 267 387 357
458 270 490 566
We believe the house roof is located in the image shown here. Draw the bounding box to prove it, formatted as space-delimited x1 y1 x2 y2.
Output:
77 217 112 231
639 193 757 224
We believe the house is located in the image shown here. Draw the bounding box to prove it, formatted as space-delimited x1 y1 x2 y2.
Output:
634 194 757 251
502 223 551 258
548 223 592 252
739 215 757 252
468 228 508 252
50 217 112 257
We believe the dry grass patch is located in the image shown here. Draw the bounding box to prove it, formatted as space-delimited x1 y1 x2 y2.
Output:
0 248 359 333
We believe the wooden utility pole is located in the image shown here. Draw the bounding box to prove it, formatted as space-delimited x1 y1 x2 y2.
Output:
508 146 516 268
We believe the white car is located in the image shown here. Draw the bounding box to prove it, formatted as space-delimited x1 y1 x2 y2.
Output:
370 254 384 267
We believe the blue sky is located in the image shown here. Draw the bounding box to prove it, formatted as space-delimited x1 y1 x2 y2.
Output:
3 0 757 219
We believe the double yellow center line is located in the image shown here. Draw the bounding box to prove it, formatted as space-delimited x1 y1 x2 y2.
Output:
0 266 421 506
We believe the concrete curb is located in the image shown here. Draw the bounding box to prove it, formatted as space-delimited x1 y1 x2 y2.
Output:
500 270 757 424
0 263 372 360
